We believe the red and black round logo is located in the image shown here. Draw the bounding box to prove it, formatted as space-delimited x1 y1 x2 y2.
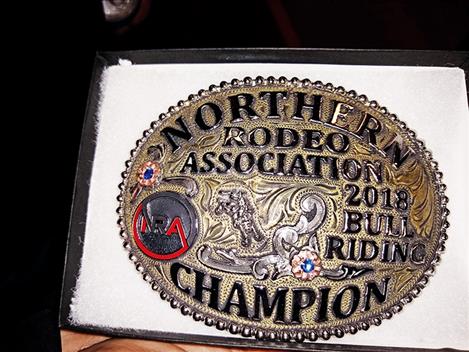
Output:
132 192 199 260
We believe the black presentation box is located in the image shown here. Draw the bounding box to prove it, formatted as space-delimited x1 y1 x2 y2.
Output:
60 49 469 352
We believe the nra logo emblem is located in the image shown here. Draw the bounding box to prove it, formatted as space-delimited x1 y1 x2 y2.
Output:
132 192 198 260
119 77 448 342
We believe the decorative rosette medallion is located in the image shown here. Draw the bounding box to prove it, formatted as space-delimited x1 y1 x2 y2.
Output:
118 77 448 342
291 248 322 281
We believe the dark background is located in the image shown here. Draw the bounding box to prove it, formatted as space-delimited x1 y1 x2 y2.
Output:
9 1 468 351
